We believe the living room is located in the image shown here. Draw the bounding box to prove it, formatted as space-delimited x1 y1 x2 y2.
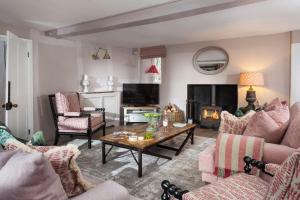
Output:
0 0 300 200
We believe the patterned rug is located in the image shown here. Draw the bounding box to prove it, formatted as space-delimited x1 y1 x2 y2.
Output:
77 135 215 200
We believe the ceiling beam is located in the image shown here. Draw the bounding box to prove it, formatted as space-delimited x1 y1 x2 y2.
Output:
45 0 267 38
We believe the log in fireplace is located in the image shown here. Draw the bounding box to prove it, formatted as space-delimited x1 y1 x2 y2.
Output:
187 84 237 129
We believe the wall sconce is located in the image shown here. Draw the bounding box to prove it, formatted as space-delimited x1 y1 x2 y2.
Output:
92 48 111 60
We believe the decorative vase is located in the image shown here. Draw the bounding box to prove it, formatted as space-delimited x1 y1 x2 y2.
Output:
144 112 161 132
107 75 114 91
81 74 90 93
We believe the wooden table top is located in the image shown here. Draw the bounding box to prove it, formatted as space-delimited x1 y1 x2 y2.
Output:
99 123 197 150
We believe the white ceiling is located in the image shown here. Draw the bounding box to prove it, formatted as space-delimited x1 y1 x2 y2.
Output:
0 0 300 47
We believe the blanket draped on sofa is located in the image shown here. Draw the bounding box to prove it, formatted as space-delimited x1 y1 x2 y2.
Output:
214 133 264 178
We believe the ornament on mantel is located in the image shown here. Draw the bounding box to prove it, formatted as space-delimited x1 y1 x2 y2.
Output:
81 74 90 93
107 75 114 91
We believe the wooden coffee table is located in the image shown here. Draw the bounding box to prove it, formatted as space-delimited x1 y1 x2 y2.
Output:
99 123 196 177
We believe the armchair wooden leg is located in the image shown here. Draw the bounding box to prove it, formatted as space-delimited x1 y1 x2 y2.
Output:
54 132 60 145
88 134 92 149
103 124 106 136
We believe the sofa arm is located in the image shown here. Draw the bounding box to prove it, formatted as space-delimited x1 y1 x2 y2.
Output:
70 181 129 200
198 143 216 173
263 143 296 164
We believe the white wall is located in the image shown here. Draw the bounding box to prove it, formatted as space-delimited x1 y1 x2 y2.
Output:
81 44 139 91
161 33 291 112
30 30 139 141
291 30 300 105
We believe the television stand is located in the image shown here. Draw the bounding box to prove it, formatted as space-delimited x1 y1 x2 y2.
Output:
123 106 159 126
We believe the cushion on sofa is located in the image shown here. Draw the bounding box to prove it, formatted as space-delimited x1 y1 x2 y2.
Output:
218 111 256 135
264 98 284 111
3 138 93 197
281 102 300 148
243 105 289 143
0 151 68 200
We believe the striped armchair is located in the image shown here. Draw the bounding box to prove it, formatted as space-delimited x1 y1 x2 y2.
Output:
49 92 105 149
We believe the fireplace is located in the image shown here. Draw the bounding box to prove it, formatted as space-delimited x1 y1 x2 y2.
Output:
187 84 238 129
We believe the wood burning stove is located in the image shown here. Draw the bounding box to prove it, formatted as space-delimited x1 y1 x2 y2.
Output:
187 84 237 129
200 106 221 129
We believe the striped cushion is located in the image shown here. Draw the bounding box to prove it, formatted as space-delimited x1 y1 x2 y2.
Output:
55 92 80 122
214 133 264 178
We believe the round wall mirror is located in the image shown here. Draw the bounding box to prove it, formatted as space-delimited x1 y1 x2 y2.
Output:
192 46 229 75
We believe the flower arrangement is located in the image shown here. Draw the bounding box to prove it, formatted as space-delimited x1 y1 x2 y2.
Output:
144 112 161 133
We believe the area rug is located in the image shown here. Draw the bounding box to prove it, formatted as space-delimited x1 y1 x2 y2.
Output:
77 135 215 200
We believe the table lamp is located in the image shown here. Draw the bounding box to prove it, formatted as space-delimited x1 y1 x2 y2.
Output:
239 72 264 110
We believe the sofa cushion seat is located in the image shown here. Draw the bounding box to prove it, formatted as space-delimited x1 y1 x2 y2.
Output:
183 173 268 200
58 116 103 131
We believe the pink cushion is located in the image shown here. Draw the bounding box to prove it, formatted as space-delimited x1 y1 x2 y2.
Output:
281 102 300 148
183 173 268 200
55 92 80 114
243 105 289 143
263 143 295 164
0 151 68 200
58 116 103 130
264 97 282 111
219 111 255 135
3 140 93 197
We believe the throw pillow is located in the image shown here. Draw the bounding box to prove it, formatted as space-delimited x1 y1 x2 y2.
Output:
281 102 300 148
27 131 46 146
218 110 256 135
243 105 290 143
0 129 15 146
264 97 287 111
3 139 93 197
0 151 68 200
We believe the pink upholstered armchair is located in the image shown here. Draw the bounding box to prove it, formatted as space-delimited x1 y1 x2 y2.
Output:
198 102 300 183
49 92 106 149
162 149 300 200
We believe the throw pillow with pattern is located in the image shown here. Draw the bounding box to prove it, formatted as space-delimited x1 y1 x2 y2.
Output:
219 110 256 135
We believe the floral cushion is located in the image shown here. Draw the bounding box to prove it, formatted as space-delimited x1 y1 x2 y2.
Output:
3 138 93 197
183 173 268 200
218 111 256 135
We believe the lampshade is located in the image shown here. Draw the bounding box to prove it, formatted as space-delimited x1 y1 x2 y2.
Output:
146 64 159 74
239 72 264 86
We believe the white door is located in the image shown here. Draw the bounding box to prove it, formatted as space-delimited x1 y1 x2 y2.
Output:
4 31 33 140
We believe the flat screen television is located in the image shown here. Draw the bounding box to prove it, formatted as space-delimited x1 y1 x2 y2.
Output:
122 84 159 105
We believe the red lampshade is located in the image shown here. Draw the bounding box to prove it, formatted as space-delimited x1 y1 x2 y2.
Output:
146 65 159 74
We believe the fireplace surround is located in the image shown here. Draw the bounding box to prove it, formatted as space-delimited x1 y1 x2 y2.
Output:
186 84 238 129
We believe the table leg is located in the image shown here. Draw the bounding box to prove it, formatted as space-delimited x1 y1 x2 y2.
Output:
102 142 106 164
138 150 143 177
191 128 195 145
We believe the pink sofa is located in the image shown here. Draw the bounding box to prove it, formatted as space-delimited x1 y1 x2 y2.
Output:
199 102 300 183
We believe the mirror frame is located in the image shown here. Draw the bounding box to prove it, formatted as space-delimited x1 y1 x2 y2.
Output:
192 46 229 75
